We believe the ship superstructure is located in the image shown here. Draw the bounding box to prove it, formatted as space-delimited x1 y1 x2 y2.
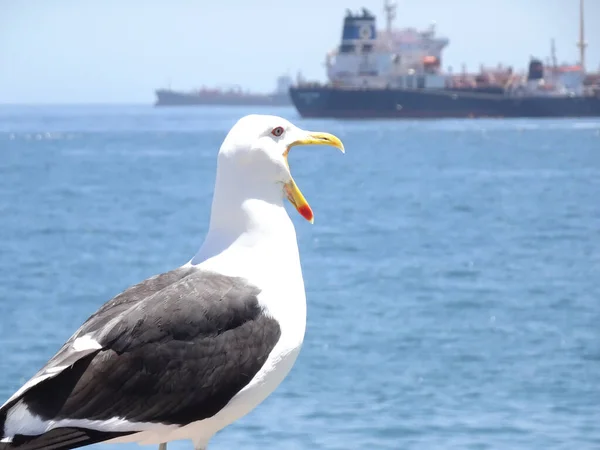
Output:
323 4 448 91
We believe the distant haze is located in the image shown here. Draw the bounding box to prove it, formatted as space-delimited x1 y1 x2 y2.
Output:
1 0 599 104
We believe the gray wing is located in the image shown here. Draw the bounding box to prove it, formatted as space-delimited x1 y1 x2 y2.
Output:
0 268 281 450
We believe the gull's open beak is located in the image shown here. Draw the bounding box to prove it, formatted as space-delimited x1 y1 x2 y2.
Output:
283 131 345 223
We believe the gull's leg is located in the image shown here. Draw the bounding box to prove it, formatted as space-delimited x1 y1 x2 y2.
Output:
192 436 209 450
158 443 167 450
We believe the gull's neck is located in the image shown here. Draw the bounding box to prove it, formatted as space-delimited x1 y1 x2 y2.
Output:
189 164 301 286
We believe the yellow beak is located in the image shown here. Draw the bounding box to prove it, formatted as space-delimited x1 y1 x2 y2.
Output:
283 131 345 223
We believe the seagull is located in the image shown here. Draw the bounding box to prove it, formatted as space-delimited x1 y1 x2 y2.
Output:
0 114 344 450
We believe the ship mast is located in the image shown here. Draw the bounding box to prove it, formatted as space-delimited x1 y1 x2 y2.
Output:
383 0 396 34
577 0 587 71
550 38 557 69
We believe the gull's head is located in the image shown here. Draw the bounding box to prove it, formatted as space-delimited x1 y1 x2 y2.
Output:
216 114 344 223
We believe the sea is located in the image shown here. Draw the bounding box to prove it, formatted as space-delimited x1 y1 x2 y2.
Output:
0 105 599 450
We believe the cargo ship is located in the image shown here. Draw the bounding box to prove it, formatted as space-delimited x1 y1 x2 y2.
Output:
155 75 292 107
289 1 600 119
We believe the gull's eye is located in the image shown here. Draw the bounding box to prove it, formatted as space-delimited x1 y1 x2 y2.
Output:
271 126 284 137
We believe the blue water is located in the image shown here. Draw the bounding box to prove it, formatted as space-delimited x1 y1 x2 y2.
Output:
1 105 599 449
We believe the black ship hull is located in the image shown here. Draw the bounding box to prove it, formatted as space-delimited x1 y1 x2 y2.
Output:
289 86 600 119
155 89 291 107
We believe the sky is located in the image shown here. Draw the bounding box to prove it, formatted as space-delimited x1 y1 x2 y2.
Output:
1 0 599 104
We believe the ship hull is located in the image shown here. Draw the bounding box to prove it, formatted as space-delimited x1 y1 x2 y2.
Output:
289 86 600 119
155 89 291 107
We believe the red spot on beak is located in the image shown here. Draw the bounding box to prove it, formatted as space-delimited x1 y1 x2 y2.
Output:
298 204 314 222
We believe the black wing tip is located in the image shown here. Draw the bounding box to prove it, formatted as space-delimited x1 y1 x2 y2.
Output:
1 428 133 450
